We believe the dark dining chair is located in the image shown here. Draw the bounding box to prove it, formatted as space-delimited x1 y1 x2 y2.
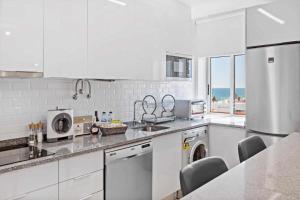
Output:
180 157 228 196
238 135 266 162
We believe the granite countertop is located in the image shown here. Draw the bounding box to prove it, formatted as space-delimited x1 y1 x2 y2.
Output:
182 132 300 200
0 116 245 174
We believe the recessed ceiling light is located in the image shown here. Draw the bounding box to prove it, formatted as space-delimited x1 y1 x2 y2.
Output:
107 0 127 6
257 8 285 25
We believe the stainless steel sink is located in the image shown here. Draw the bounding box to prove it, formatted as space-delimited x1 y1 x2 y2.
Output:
141 125 169 132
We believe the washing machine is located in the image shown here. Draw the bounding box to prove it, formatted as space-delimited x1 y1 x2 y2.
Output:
182 126 208 168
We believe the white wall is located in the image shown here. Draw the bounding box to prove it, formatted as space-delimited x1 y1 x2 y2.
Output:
195 11 246 57
0 79 194 140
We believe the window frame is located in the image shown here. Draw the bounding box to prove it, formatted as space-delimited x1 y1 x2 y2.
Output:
207 53 245 115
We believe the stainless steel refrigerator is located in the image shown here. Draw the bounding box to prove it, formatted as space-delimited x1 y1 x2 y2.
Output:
246 42 300 146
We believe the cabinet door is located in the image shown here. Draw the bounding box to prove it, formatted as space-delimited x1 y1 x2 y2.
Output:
88 0 137 80
162 1 194 55
208 125 246 169
44 0 87 78
88 0 165 80
247 0 300 47
7 185 58 200
59 171 103 200
152 132 182 200
0 162 58 200
0 0 43 72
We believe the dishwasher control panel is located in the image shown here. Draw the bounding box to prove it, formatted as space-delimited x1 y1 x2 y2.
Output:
105 141 152 164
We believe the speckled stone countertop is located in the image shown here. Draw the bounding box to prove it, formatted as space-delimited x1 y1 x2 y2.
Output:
0 116 245 174
182 132 300 200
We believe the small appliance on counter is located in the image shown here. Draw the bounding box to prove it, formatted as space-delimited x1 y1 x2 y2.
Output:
73 115 93 136
47 108 73 142
175 99 206 119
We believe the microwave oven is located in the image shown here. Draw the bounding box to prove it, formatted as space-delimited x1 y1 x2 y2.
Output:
166 54 192 80
175 100 206 119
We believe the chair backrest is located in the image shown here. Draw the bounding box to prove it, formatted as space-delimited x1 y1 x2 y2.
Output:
238 135 266 162
180 157 228 196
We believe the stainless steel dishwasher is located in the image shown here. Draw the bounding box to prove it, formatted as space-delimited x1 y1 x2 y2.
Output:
105 141 152 200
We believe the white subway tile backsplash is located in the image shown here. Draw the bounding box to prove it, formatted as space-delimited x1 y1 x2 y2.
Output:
0 78 194 140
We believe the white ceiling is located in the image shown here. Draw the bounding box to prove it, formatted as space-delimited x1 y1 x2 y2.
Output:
178 0 280 19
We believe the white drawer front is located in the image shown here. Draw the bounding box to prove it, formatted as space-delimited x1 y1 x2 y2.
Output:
0 162 58 200
59 150 103 182
59 170 103 200
78 191 103 200
6 184 58 200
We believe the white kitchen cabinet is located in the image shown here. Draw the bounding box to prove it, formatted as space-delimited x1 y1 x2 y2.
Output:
6 184 58 200
58 150 104 200
208 125 246 169
88 0 163 80
152 132 182 200
59 171 103 200
247 0 300 47
88 0 193 81
0 0 43 72
0 162 58 200
162 1 194 56
44 0 87 78
59 150 103 182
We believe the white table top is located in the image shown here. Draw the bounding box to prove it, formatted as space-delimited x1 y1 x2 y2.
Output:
182 132 300 200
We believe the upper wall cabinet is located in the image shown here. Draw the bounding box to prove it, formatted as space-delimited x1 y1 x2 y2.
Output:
0 0 43 72
87 0 165 80
44 0 87 78
247 0 300 47
162 1 194 56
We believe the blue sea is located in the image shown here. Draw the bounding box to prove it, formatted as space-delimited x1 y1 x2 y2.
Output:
212 88 245 101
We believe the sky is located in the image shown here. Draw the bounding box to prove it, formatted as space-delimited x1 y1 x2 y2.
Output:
211 55 245 88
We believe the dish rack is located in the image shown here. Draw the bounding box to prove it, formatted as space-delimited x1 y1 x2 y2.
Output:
141 94 176 124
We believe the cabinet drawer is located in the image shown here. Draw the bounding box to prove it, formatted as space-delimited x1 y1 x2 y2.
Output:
59 170 103 200
6 184 58 200
59 150 103 182
0 162 58 200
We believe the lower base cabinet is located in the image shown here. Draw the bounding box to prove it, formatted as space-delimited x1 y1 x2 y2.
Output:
7 185 58 200
208 125 246 169
59 171 103 200
152 132 182 200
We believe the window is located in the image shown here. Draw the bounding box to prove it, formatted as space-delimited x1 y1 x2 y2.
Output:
234 55 246 115
209 54 246 115
210 56 231 113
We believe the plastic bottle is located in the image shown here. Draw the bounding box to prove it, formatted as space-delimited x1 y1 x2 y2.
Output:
101 112 107 122
107 111 113 123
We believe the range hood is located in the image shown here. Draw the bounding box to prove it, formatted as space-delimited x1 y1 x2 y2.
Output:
0 71 43 78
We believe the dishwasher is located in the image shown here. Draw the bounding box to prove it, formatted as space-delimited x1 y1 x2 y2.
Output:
105 141 152 200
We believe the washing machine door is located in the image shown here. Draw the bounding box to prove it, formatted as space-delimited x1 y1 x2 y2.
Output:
189 140 208 163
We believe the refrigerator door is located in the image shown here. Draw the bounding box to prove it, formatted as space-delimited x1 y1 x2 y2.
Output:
246 43 300 135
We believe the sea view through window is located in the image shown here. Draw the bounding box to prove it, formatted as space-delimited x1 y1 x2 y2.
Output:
209 55 246 115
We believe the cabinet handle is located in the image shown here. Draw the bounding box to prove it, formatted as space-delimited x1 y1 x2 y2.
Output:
73 173 92 182
79 193 95 200
11 194 27 200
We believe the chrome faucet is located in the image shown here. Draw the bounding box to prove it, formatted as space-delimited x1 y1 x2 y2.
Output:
133 100 147 126
73 79 92 100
